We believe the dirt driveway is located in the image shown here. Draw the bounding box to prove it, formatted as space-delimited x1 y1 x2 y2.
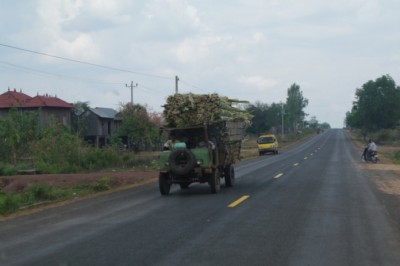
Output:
354 141 400 196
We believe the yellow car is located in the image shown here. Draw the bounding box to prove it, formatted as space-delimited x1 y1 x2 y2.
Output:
257 134 279 155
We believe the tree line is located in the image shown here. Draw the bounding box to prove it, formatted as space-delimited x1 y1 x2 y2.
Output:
1 83 326 174
345 75 400 136
245 83 330 136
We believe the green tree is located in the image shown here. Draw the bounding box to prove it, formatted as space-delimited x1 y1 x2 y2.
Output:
246 102 270 135
0 108 39 165
116 103 160 150
71 101 90 136
285 83 309 132
268 103 284 130
309 116 319 130
320 122 331 130
34 119 83 173
346 75 400 132
246 102 282 135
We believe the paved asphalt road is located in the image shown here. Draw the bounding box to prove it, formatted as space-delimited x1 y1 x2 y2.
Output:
1 129 400 266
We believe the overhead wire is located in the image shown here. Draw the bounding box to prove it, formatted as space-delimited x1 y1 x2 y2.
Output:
0 43 172 80
179 79 211 94
0 60 124 85
0 42 211 95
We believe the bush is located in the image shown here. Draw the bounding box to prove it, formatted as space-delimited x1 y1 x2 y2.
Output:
34 161 62 174
391 151 400 163
80 148 122 171
24 183 55 201
0 193 19 215
362 129 400 145
92 177 111 192
0 163 16 176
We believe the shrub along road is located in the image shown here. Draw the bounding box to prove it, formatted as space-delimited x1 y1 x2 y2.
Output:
0 171 157 193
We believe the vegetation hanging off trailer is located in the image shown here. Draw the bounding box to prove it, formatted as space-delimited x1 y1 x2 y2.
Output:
162 93 252 128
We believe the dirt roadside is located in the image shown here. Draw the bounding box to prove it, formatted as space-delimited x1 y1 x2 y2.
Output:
351 135 400 197
350 133 400 236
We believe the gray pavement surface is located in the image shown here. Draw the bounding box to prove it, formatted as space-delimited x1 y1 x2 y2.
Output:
1 129 400 266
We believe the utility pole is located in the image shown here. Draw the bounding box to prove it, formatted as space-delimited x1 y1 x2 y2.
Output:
175 75 179 94
125 81 138 104
281 102 285 139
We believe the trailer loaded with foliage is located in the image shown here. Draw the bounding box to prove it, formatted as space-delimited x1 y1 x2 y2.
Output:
159 93 252 195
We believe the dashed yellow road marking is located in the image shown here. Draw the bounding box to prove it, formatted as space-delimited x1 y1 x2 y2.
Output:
228 195 250 208
274 173 284 179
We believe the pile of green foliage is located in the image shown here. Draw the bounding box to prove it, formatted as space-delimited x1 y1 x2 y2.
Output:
163 93 252 128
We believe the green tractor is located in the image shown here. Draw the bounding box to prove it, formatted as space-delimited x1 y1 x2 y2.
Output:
159 122 243 195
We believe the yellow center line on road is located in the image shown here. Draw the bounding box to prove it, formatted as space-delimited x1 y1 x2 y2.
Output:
228 195 250 208
274 173 284 179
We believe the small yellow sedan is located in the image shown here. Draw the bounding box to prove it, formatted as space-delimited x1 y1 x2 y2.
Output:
257 134 279 156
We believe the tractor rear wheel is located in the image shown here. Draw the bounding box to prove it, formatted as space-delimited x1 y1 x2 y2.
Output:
209 168 221 194
224 165 235 187
159 172 171 195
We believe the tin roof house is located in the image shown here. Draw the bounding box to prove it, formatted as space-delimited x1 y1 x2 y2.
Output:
83 107 122 148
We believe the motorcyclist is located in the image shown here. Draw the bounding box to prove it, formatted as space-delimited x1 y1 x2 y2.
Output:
363 139 377 161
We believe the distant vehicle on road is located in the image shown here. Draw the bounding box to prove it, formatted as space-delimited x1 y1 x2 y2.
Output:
257 134 279 155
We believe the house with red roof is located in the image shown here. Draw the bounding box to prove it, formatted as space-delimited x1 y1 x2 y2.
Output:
0 88 31 109
0 88 73 129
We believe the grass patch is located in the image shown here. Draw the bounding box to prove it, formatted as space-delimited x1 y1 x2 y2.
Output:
0 177 113 216
389 151 400 164
92 177 111 192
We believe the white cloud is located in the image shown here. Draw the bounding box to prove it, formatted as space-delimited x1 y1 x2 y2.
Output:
356 0 381 22
238 76 278 89
140 0 204 40
46 33 100 61
173 36 222 63
2 0 400 128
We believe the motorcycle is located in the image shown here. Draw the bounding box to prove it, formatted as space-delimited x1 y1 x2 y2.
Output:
362 150 379 163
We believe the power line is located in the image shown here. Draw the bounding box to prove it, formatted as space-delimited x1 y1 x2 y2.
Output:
0 60 169 96
0 43 172 80
139 83 165 94
179 79 210 94
0 60 123 85
0 43 213 95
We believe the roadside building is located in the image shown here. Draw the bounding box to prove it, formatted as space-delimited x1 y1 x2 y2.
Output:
83 107 121 148
0 88 73 129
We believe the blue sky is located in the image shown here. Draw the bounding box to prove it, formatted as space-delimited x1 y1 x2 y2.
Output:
1 0 399 128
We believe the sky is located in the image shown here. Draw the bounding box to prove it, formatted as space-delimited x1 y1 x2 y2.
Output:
0 0 399 128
